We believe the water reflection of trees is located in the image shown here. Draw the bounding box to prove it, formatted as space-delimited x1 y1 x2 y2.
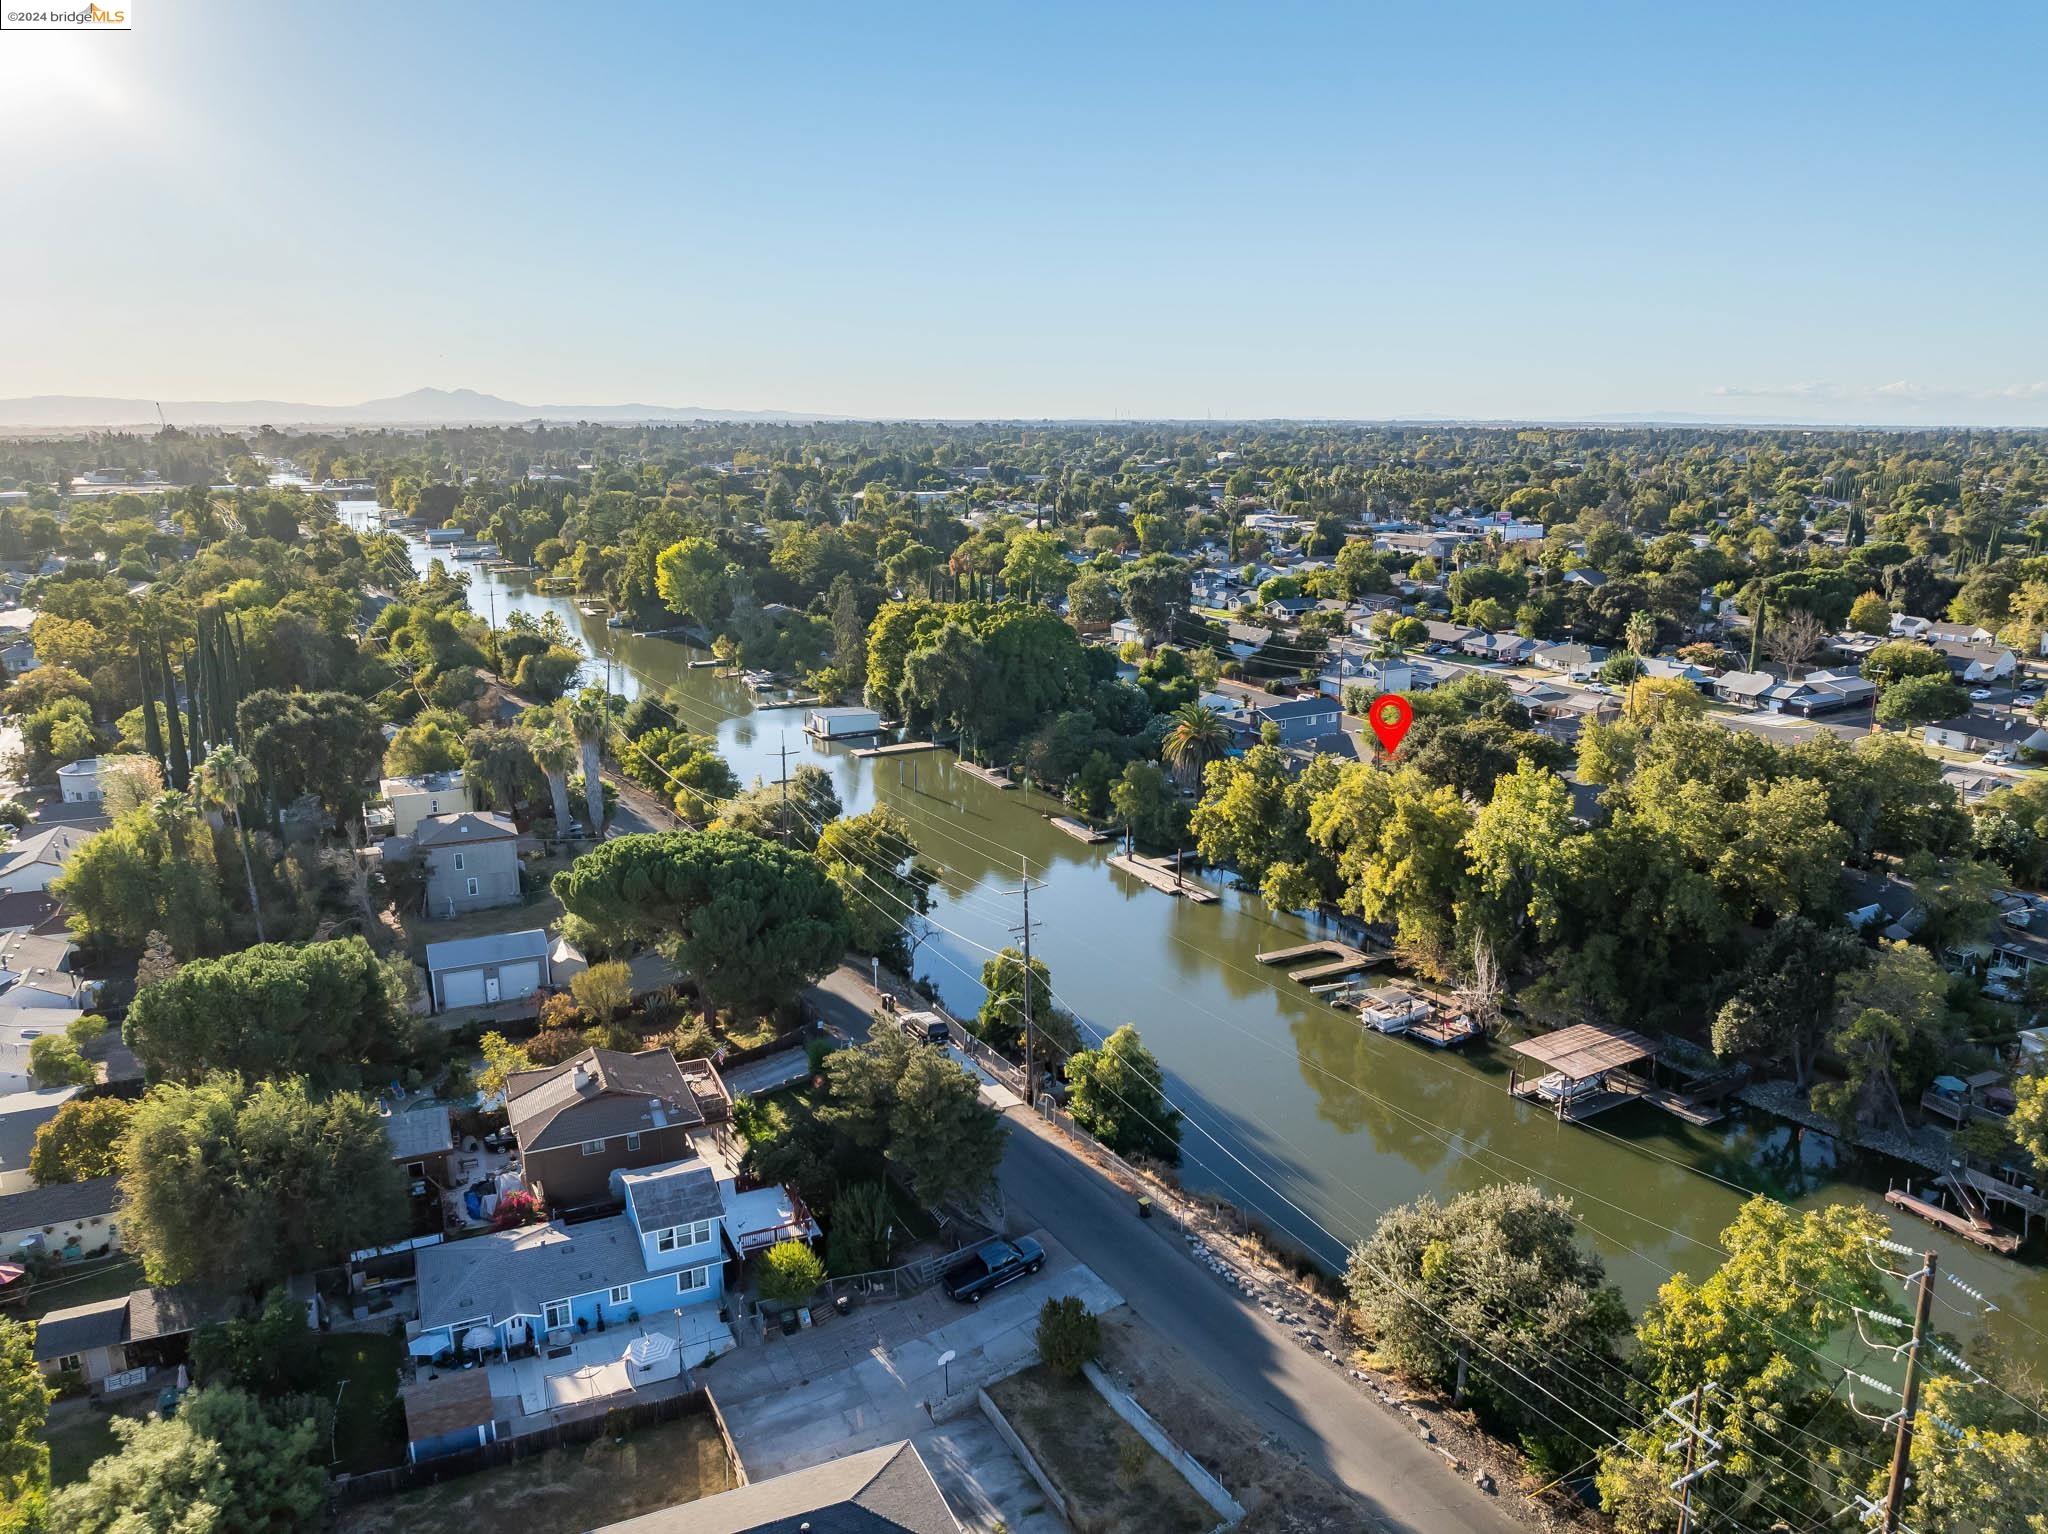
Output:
1289 1009 1460 1177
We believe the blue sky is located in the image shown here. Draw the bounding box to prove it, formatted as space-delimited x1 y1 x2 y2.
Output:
4 1 2044 423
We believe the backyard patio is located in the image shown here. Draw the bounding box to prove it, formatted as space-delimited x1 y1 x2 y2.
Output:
471 1308 735 1423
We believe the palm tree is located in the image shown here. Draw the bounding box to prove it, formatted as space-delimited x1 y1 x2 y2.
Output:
527 725 578 835
196 746 265 941
564 689 612 833
1623 610 1656 658
1161 704 1231 790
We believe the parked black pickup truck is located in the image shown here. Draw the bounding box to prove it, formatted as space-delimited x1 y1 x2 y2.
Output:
941 1236 1045 1303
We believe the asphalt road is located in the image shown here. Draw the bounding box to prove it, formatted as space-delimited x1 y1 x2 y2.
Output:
805 967 1523 1534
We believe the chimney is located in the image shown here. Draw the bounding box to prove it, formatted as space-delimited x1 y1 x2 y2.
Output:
572 1062 595 1094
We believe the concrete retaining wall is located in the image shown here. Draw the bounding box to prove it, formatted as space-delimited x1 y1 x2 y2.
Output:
1082 1361 1245 1525
977 1387 1069 1524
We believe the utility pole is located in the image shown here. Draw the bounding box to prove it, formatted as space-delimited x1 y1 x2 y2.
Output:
776 734 792 844
1883 1249 1938 1533
1661 1379 1718 1534
1003 855 1046 1108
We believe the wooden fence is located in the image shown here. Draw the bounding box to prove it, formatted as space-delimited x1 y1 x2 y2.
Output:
328 1385 741 1509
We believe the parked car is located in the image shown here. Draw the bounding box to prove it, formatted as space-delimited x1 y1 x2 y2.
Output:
2017 694 2039 708
897 1010 951 1046
1971 688 1993 701
942 1236 1045 1303
1984 747 2017 765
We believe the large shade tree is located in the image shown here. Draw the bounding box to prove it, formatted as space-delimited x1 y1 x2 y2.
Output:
552 829 849 1027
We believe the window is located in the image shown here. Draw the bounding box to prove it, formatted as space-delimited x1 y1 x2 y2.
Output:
452 852 465 871
57 1354 80 1373
626 1132 641 1151
405 1161 425 1178
543 1300 571 1331
581 1138 606 1156
656 1218 715 1253
465 877 479 897
676 1265 710 1296
608 1285 632 1305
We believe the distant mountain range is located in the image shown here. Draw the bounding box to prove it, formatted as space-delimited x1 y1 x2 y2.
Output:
0 387 842 429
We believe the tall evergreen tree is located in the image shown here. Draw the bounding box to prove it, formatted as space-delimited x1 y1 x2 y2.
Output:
138 653 166 771
160 640 190 790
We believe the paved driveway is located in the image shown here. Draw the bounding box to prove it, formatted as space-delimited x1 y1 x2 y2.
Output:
710 1229 1116 1527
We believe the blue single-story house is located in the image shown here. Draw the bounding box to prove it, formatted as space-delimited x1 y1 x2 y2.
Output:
407 1157 737 1366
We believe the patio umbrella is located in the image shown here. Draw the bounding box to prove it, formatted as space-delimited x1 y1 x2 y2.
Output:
624 1331 675 1369
462 1325 498 1355
0 1265 25 1288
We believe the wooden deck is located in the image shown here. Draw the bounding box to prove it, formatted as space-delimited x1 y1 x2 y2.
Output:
1048 815 1111 844
1109 853 1218 902
955 761 1016 789
1885 1188 2023 1255
1408 1013 1482 1049
1255 940 1377 983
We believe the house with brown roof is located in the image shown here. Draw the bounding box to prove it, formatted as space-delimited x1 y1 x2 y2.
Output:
504 1047 719 1211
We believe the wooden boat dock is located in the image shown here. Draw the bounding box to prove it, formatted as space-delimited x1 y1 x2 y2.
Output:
955 761 1016 790
1109 853 1218 902
1506 1023 1741 1126
851 740 941 759
687 659 719 669
1256 940 1379 984
1049 815 1110 844
1886 1185 2024 1255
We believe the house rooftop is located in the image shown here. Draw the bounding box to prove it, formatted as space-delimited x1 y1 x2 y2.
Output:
0 826 92 881
414 811 517 848
383 1106 455 1162
504 1047 705 1152
424 929 550 971
382 769 466 795
618 1158 725 1231
414 1215 649 1333
0 1175 119 1233
594 1439 960 1534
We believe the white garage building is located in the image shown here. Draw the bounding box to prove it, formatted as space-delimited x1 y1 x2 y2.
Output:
424 929 553 1013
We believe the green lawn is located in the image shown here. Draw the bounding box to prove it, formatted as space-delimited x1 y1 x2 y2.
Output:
13 1254 143 1323
314 1332 409 1474
46 1410 121 1487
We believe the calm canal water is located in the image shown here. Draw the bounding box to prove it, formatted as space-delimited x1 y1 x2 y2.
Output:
347 502 2048 1359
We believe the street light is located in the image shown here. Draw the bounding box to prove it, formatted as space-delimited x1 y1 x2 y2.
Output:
937 1348 956 1398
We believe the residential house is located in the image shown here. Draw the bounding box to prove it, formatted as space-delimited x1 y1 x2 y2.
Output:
1561 568 1608 590
1935 640 2017 684
1190 570 1246 608
1922 713 2048 755
1264 594 1313 623
424 929 554 1012
1927 623 1996 647
1252 696 1344 745
1890 614 1935 639
504 1047 721 1212
1223 623 1273 662
1458 631 1539 664
32 1285 230 1393
406 1156 743 1376
1768 670 1875 716
1319 647 1426 701
0 826 91 895
1842 868 1927 944
1954 891 2048 999
0 642 37 680
1107 618 1144 647
416 812 522 917
1374 530 1466 562
0 1176 121 1263
593 1441 960 1534
1714 670 1778 708
1421 620 1480 651
1639 656 1717 690
381 771 473 839
1530 642 1607 677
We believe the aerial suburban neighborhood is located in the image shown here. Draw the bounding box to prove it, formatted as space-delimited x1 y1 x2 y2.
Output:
2 5 2044 1534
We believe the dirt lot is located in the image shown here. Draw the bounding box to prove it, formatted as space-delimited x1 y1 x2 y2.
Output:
986 1363 1216 1534
333 1414 736 1534
1095 1312 1368 1534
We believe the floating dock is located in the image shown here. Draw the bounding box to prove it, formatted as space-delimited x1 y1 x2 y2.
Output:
1255 940 1379 984
851 740 942 759
1049 815 1111 844
687 659 719 669
955 761 1016 790
1885 1187 2023 1255
1109 853 1218 902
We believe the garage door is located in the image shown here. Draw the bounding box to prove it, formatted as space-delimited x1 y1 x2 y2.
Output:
497 961 542 1002
439 969 486 1010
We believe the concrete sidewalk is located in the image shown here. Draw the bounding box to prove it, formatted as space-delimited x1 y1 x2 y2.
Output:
713 1228 1118 1486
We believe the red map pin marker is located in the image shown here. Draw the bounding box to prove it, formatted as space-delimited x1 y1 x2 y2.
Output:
1366 693 1413 755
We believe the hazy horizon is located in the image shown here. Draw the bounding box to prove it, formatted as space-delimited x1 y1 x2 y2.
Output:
5 2 2044 426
